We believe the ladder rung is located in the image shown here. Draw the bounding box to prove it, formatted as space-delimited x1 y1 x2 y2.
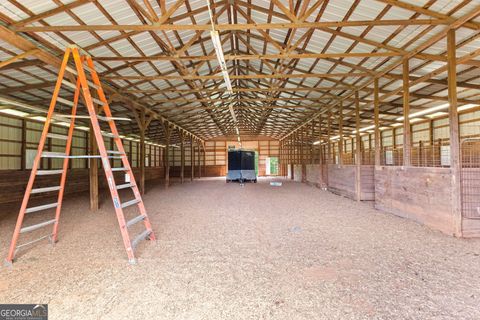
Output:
107 150 124 154
26 202 58 213
31 186 61 194
102 132 120 139
121 199 140 209
112 167 128 172
131 230 151 249
36 169 63 175
16 234 52 249
20 219 56 234
126 215 146 228
116 183 133 190
64 67 98 89
97 115 131 122
42 151 67 158
47 133 68 140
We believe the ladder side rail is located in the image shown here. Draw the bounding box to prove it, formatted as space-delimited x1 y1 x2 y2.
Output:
85 56 156 241
71 48 136 262
5 49 73 264
51 78 81 243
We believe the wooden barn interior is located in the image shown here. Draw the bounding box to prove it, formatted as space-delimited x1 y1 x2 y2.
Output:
0 0 480 318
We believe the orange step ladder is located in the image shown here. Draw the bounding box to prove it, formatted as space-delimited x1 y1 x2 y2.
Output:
4 46 155 266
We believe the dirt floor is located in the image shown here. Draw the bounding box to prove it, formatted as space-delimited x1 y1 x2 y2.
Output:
1 177 480 319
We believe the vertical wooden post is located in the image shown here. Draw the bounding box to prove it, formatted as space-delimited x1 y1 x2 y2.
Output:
291 135 294 180
355 91 362 202
403 59 412 166
327 110 332 164
374 78 381 166
180 131 185 183
197 143 201 178
89 125 98 211
202 143 206 177
338 100 344 165
163 122 171 188
190 136 194 181
447 29 462 236
138 110 146 195
21 119 26 170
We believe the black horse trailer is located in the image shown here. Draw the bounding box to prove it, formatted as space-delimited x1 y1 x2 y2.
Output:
226 150 257 183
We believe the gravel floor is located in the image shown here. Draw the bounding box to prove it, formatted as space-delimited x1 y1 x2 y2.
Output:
1 177 480 320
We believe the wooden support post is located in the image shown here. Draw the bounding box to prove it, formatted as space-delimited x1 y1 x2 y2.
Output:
447 29 462 237
135 110 153 195
190 136 194 181
290 135 294 180
327 110 332 164
163 122 171 188
138 110 146 195
197 143 201 178
202 143 206 177
89 126 98 211
180 131 185 183
338 101 344 165
20 119 26 170
355 91 362 202
403 59 412 166
374 78 381 166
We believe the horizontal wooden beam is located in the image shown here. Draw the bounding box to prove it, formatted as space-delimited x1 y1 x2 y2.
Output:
94 51 402 62
14 19 448 32
104 72 371 81
0 49 39 70
122 85 354 94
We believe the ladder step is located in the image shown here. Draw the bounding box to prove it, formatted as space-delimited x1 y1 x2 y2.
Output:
107 150 125 155
131 230 151 249
116 183 133 190
47 133 68 140
126 215 145 228
36 169 63 175
112 167 128 172
31 186 61 194
20 219 56 234
42 151 67 158
16 234 52 249
102 132 120 139
97 115 131 122
121 198 140 209
26 202 58 213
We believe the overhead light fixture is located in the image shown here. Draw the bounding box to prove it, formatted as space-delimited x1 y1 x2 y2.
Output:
458 104 479 112
313 141 320 145
0 108 29 117
352 125 375 134
207 0 240 144
396 103 449 121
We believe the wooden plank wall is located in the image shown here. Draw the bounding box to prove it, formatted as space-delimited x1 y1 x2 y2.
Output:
326 165 357 199
0 167 165 205
374 166 455 235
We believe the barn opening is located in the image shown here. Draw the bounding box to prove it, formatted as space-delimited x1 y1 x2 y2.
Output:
0 0 480 319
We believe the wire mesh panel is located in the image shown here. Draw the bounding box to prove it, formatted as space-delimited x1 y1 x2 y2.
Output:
411 140 450 168
461 139 480 219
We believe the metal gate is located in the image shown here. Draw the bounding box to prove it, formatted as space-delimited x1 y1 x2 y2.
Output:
461 139 480 219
